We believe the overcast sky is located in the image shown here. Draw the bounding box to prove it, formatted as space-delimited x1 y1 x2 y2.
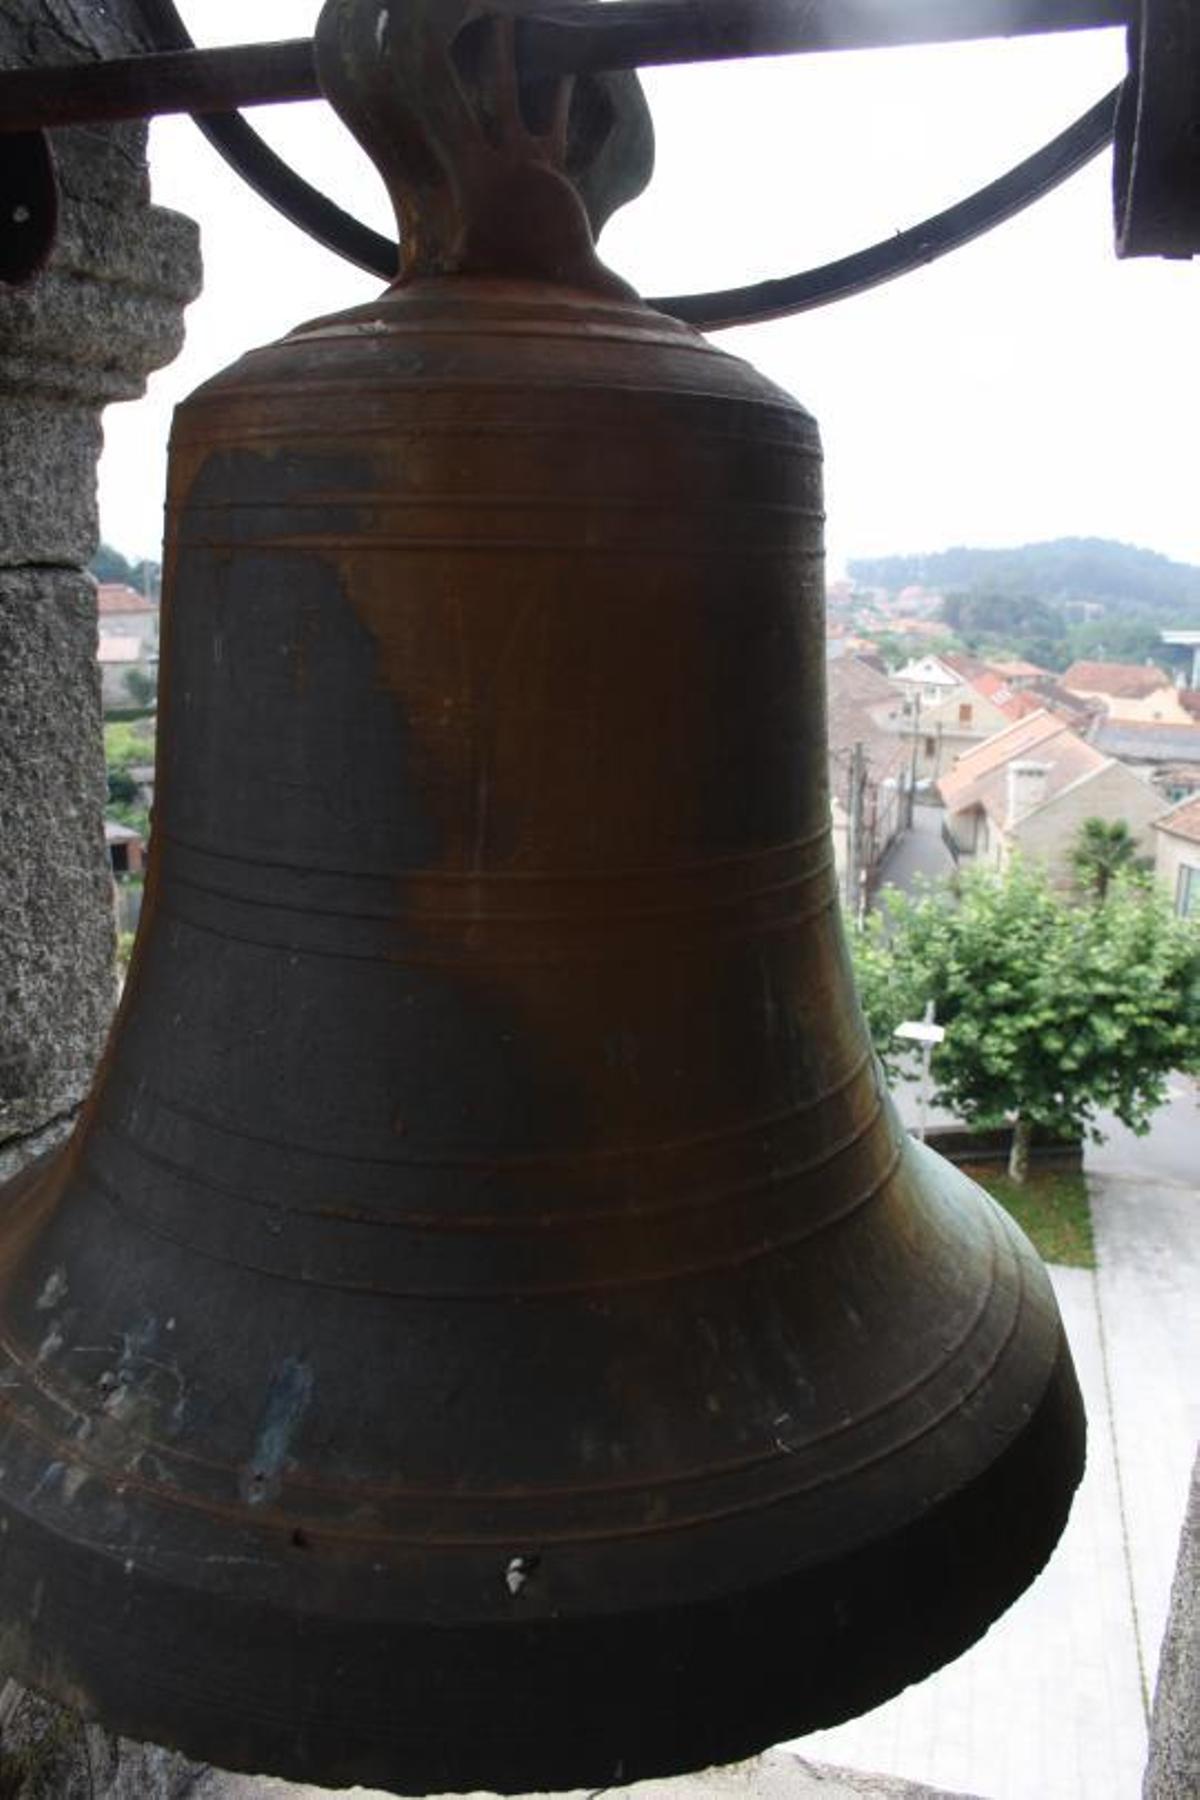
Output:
96 7 1200 578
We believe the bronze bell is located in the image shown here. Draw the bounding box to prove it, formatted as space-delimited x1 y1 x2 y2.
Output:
0 0 1084 1789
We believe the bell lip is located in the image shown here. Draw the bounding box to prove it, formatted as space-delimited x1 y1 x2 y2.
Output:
0 1331 1083 1794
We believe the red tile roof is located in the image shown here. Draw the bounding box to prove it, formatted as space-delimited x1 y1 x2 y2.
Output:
938 711 1107 825
825 656 908 783
988 658 1048 679
1062 660 1170 699
1153 793 1200 845
98 582 154 614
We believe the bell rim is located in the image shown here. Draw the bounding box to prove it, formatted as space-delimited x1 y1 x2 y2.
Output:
0 1324 1083 1792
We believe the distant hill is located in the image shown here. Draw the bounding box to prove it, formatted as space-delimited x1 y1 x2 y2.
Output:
847 538 1200 619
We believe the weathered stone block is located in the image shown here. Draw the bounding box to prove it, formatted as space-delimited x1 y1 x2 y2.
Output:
0 2 201 1178
0 568 113 1164
1145 1451 1200 1799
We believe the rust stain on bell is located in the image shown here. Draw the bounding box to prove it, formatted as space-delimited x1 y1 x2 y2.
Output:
0 0 1085 1790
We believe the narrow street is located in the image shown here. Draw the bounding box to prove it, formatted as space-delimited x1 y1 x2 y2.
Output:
874 801 956 896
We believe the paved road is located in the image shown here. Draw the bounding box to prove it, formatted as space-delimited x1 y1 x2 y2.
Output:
874 802 956 897
1090 1076 1200 1189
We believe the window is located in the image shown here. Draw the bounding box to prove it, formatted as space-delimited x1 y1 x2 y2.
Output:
958 702 973 725
1178 863 1200 918
924 736 937 760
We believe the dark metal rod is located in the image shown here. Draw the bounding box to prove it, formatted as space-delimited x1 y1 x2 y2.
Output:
0 0 1131 135
0 41 318 133
525 0 1132 73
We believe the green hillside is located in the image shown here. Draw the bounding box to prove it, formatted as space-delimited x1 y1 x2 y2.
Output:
847 538 1200 618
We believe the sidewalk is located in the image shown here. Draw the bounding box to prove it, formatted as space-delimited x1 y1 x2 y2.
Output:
792 1264 1149 1797
787 1085 1198 1798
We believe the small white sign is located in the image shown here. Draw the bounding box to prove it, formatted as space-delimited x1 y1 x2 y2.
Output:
895 1019 946 1046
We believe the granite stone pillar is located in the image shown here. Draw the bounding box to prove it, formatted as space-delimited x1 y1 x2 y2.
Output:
0 2 201 1790
1145 1451 1200 1800
0 0 201 1180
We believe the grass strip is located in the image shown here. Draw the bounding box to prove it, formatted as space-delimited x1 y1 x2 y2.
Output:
963 1164 1095 1269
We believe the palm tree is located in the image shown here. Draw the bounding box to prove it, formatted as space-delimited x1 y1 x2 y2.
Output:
1070 817 1149 902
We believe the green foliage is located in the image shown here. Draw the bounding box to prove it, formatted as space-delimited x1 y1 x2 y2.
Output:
849 538 1200 678
845 907 930 1080
848 860 1200 1154
967 1167 1094 1269
104 718 154 841
92 540 160 598
103 718 154 767
941 589 1060 645
1070 817 1151 902
935 589 1072 671
871 630 963 670
106 803 150 839
122 667 157 708
107 766 139 806
1064 615 1166 668
849 537 1200 617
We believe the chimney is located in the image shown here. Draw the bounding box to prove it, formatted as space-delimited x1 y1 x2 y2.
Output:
1006 760 1049 828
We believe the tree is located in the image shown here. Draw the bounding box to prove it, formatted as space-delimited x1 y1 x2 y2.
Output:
848 860 1200 1181
1070 817 1151 902
107 766 139 807
122 667 157 709
92 541 161 600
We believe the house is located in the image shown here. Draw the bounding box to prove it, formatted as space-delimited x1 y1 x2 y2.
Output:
890 652 963 707
1061 659 1193 723
938 710 1164 889
97 583 158 711
1088 719 1200 804
104 818 145 878
1160 628 1200 689
824 656 912 902
970 669 1100 733
1153 794 1200 917
98 582 158 656
884 652 1012 780
986 658 1047 690
97 635 151 709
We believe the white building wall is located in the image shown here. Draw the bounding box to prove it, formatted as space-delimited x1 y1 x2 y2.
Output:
1069 684 1192 724
1012 763 1164 889
1155 829 1200 917
99 608 158 656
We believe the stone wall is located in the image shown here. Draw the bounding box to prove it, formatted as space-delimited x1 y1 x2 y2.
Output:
1144 1452 1200 1799
0 1 200 1789
0 0 201 1178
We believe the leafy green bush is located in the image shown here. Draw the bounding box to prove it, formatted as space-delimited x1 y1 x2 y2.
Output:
848 859 1200 1179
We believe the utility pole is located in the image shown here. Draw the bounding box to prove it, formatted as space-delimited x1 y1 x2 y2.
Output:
845 741 865 915
907 690 922 827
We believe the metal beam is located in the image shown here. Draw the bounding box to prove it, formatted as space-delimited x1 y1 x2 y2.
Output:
0 0 1131 135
